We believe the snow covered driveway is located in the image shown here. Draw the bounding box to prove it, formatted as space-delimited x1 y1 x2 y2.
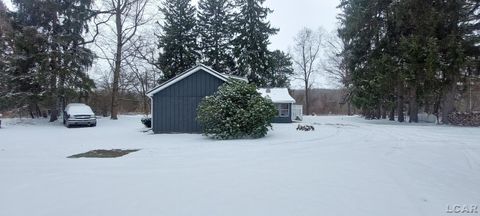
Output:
1 116 479 216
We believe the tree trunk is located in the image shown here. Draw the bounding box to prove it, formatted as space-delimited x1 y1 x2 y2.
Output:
397 83 405 122
35 103 42 118
389 106 395 121
58 74 66 120
304 83 310 115
49 68 58 122
347 101 352 116
441 76 457 124
375 106 381 119
29 104 35 119
409 86 418 123
111 6 123 120
381 107 387 119
143 95 149 115
365 109 374 120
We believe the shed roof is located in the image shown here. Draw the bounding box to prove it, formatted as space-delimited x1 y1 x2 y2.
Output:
147 64 238 97
257 88 296 104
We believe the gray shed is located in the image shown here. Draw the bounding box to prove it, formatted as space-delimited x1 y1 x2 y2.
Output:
147 64 233 134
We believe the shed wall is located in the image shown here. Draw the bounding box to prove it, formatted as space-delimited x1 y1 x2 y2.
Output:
152 69 225 133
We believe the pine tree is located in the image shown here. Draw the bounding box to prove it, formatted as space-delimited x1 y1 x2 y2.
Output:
158 0 199 81
197 0 235 73
1 1 50 114
3 27 48 114
435 0 474 123
338 0 478 123
264 50 294 88
0 0 13 110
10 0 95 120
338 0 388 119
232 0 278 86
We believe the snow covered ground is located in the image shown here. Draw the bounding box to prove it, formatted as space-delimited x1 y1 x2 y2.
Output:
1 115 479 216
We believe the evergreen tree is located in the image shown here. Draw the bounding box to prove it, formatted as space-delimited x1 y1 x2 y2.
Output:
0 0 14 110
232 0 278 86
3 27 48 115
435 0 475 123
158 0 199 81
338 0 479 123
396 0 437 122
9 0 95 120
197 0 235 73
338 0 390 119
264 50 294 88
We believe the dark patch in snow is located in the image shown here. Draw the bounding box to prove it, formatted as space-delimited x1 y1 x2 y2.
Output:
67 149 140 158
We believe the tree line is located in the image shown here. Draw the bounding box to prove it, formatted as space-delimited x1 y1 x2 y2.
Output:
338 0 480 123
0 0 296 120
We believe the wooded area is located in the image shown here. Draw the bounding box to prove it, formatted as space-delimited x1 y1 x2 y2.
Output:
0 0 295 120
1 0 479 124
338 0 480 123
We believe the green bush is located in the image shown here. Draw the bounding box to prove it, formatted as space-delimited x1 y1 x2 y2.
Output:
197 80 277 140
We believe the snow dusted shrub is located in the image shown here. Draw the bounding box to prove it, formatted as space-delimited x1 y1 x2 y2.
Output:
141 117 151 128
197 80 277 139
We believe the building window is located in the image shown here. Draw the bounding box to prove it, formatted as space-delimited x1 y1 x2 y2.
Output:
277 104 289 117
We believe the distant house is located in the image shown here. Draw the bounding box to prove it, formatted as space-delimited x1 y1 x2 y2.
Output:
257 88 298 123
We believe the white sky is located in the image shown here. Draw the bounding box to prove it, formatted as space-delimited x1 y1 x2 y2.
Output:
265 0 341 51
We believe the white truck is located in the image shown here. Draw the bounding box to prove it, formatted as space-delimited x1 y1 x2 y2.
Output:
63 103 97 128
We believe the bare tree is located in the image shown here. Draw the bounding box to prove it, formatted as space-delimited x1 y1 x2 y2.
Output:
124 55 159 114
119 34 161 114
96 0 149 120
323 31 354 115
323 31 350 87
132 35 162 72
291 27 324 115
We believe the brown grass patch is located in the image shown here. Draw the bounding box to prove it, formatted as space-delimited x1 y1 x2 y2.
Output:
68 149 139 158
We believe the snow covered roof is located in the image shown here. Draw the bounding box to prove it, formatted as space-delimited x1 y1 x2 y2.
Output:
146 64 246 97
223 74 248 82
65 103 94 115
257 88 296 104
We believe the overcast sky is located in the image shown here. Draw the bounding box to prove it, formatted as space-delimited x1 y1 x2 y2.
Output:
265 0 341 51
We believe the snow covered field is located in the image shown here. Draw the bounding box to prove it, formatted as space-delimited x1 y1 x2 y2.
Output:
1 115 479 216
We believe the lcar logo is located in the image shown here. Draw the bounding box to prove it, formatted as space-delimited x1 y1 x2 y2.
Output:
446 205 479 214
